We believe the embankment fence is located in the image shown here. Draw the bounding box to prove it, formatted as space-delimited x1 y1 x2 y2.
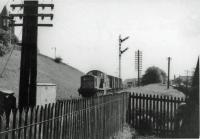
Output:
128 93 185 137
0 92 129 139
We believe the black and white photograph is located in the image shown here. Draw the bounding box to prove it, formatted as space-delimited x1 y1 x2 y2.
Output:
0 0 199 138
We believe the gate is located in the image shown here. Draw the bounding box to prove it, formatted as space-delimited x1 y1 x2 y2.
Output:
128 93 185 137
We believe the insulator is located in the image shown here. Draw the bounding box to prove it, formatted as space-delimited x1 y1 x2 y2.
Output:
50 15 53 20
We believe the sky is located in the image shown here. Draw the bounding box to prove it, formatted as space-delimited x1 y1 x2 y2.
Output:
1 0 200 80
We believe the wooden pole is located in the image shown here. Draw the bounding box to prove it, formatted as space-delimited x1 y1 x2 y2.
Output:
119 35 121 78
19 1 38 108
167 57 171 89
13 1 54 108
138 50 140 87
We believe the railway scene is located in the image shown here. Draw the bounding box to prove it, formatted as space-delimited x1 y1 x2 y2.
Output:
0 0 199 138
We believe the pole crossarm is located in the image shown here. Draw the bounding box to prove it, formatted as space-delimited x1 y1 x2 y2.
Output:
0 15 13 19
120 36 129 43
121 47 128 54
11 4 54 10
38 24 53 27
11 23 53 27
10 14 54 20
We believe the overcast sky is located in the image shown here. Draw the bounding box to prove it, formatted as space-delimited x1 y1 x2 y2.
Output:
1 0 200 80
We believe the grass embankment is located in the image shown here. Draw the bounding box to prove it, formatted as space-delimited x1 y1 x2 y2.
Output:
126 83 185 98
0 50 84 105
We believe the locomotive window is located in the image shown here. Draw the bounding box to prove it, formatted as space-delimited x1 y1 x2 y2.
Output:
95 79 97 87
82 76 94 88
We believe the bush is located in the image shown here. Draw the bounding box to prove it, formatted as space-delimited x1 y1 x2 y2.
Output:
141 66 166 85
0 42 12 56
0 29 19 56
54 57 62 63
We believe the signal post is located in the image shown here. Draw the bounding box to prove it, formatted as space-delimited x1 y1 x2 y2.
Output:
118 35 129 79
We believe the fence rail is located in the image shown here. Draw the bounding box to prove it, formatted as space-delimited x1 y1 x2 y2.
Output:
128 93 185 137
0 92 129 139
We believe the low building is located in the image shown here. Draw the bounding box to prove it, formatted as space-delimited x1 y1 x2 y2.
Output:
0 6 14 33
0 88 16 115
36 83 56 106
172 76 192 87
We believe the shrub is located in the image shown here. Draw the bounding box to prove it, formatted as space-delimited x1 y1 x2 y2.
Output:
0 29 19 56
54 57 62 63
141 66 166 85
0 43 10 56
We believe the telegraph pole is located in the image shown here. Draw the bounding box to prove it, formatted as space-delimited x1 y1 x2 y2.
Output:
185 70 189 90
138 50 140 86
10 0 54 108
135 50 142 87
167 57 171 89
118 34 129 78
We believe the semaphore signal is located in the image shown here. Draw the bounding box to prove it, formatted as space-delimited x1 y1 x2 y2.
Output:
118 34 129 79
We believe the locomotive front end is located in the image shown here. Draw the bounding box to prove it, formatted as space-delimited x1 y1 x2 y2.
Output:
78 75 97 97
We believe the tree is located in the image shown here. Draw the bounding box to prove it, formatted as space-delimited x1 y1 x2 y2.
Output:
141 66 166 85
0 28 19 56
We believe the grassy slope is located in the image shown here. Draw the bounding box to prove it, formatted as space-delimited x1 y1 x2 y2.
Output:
126 83 185 98
0 50 84 104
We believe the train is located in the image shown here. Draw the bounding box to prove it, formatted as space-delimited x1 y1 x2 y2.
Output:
78 70 123 97
0 89 16 115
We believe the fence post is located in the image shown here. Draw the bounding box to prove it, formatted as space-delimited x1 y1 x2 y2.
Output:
156 95 159 135
132 93 135 128
152 95 156 132
128 93 131 125
149 94 152 132
163 96 166 137
166 96 170 136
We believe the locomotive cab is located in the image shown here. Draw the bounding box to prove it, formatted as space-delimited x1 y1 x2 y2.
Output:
78 75 98 97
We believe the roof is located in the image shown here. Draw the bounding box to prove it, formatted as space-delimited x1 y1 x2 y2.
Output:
0 88 14 95
87 70 120 79
87 70 104 76
177 76 192 81
1 6 9 17
37 83 56 86
124 78 138 84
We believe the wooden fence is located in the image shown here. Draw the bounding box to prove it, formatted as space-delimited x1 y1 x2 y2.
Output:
128 93 185 137
0 92 129 139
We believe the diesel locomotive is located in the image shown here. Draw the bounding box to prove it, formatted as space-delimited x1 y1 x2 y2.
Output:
78 70 123 97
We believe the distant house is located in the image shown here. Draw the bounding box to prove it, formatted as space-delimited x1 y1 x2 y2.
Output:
0 6 14 33
172 76 192 87
124 78 138 88
0 6 9 31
